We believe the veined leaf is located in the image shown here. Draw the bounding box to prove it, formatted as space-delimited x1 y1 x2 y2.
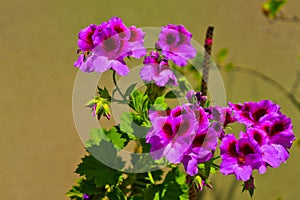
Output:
106 186 127 200
75 154 123 188
85 128 107 147
125 82 137 97
152 96 168 110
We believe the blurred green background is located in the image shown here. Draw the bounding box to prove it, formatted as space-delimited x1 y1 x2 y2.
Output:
1 0 300 199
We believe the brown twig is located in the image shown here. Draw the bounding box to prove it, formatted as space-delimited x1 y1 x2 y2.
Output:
201 27 214 100
188 27 215 200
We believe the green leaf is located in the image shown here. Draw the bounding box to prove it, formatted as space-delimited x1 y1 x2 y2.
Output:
85 99 97 107
85 127 128 149
75 155 123 188
262 0 286 18
120 112 135 139
217 48 228 64
105 127 127 149
165 90 178 98
162 183 186 200
120 112 150 139
146 167 188 200
66 180 83 199
139 138 151 153
125 82 137 97
85 128 108 148
150 170 164 182
97 86 111 100
87 141 125 173
129 196 145 200
152 96 168 110
144 184 164 200
106 186 127 200
130 90 148 113
80 179 99 195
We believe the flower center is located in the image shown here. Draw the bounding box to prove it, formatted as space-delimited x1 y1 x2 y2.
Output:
103 38 118 52
252 108 267 122
166 34 176 45
192 134 206 147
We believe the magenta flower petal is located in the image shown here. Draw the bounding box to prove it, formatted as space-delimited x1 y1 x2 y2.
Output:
140 51 178 87
74 54 85 68
128 26 146 58
148 110 170 122
156 25 196 66
230 100 280 126
273 144 289 162
182 155 199 176
260 144 281 168
74 17 145 75
182 127 219 176
246 128 268 146
152 68 178 87
139 65 154 82
110 60 130 76
107 16 128 36
259 114 295 149
162 44 196 66
220 134 263 181
146 104 198 164
194 106 210 132
77 24 98 52
77 54 110 73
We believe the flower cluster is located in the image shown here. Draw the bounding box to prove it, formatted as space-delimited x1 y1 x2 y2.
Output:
220 100 295 181
146 98 295 182
74 17 146 76
74 17 197 88
139 24 197 87
70 17 296 199
146 102 219 176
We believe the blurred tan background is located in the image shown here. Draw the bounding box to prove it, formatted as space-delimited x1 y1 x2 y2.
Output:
1 0 300 199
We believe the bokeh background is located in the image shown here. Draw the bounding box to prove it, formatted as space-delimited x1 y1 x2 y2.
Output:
1 0 300 199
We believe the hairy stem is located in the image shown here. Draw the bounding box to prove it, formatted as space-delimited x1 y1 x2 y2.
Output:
200 26 214 99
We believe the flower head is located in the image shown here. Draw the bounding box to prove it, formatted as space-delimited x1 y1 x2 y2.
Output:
182 127 218 175
220 134 263 181
146 104 198 163
127 26 147 58
220 100 295 182
156 24 196 66
85 97 111 120
229 100 280 126
74 17 146 75
77 24 98 52
185 90 207 105
83 194 90 199
259 114 294 149
140 51 177 87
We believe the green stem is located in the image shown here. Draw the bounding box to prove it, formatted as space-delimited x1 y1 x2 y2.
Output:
112 70 136 111
133 180 148 187
147 172 155 184
112 70 126 100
